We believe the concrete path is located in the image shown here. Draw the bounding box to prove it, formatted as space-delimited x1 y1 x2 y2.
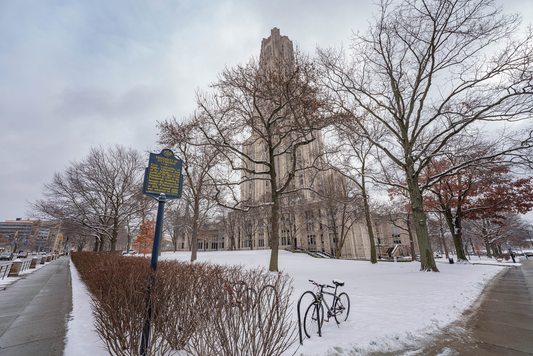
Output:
0 257 72 356
370 259 533 355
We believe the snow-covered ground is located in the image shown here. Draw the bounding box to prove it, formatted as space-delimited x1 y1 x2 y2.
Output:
65 250 515 355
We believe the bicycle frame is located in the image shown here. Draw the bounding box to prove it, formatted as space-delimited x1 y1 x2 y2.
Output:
315 285 340 319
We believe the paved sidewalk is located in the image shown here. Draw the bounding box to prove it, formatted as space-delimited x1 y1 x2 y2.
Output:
371 259 533 355
0 257 72 356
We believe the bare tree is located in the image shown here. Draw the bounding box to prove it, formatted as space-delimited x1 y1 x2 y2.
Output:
0 233 9 249
180 49 329 271
279 191 307 252
318 0 533 271
464 213 530 257
379 198 419 261
10 230 25 253
158 120 220 261
317 174 361 259
326 118 385 263
163 199 190 252
240 213 259 250
30 145 145 252
221 208 240 251
69 232 91 252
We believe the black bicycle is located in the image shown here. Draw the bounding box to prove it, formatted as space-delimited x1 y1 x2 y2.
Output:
303 279 350 338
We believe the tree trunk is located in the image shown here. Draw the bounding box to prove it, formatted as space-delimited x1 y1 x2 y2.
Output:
406 171 438 272
191 198 200 262
268 166 281 271
407 213 418 261
290 213 296 253
249 232 254 250
268 194 280 271
453 206 468 262
484 237 491 258
443 207 467 261
98 234 105 251
110 217 119 252
362 187 377 264
438 216 450 260
482 223 492 258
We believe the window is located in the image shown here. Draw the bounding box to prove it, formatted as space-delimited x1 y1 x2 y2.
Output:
259 239 264 247
281 236 287 246
198 242 203 249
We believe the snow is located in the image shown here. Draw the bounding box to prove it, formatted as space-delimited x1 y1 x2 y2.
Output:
64 250 508 355
65 260 107 355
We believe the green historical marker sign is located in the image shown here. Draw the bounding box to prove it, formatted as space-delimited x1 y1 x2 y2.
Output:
142 149 183 200
140 148 184 355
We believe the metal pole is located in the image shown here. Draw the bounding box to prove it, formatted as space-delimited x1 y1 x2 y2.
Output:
140 193 166 356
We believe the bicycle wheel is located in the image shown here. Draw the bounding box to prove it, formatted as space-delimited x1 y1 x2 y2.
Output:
334 292 350 324
303 302 324 338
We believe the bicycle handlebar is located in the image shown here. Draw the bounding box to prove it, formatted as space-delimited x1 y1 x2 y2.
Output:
309 280 334 289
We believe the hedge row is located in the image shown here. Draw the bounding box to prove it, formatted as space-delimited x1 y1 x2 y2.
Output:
71 252 297 356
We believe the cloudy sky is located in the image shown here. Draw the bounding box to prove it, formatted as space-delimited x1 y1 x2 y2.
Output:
0 0 531 222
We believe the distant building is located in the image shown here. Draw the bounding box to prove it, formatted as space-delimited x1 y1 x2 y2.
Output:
0 219 64 252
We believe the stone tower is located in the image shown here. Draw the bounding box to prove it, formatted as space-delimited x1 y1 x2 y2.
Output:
259 27 294 66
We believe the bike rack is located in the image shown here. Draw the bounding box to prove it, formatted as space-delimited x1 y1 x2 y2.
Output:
297 290 321 345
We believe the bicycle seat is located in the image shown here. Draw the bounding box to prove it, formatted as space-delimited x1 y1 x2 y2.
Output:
332 279 344 287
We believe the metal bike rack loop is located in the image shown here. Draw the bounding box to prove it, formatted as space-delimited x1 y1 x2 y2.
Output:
297 290 321 345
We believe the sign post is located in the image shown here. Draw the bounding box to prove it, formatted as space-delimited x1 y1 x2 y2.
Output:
140 149 183 356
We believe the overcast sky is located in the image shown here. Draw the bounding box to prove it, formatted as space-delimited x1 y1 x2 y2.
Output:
0 0 531 223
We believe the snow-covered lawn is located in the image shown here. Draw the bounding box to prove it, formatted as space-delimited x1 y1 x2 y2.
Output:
65 250 509 355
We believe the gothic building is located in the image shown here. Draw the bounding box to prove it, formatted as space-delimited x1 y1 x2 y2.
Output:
227 28 418 260
174 28 417 260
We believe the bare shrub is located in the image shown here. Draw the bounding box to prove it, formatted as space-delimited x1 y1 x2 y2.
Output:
189 267 298 356
153 261 215 352
72 253 169 356
72 253 298 356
